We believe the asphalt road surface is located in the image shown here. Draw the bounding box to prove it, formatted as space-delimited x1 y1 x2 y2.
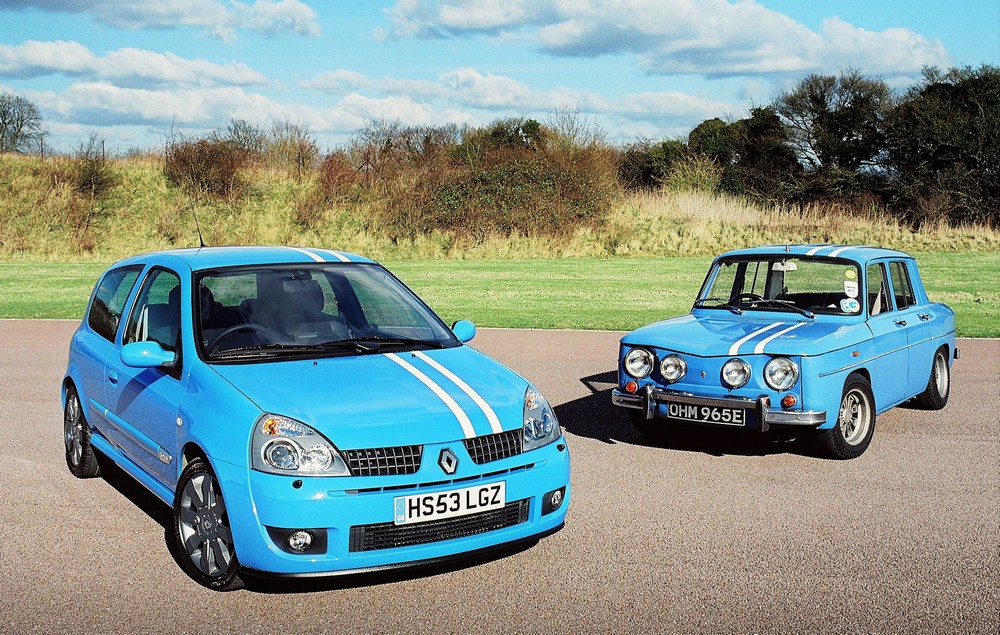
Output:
1 320 996 634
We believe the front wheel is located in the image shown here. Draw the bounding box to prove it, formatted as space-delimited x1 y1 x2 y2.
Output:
172 457 243 591
64 386 100 478
819 373 875 460
914 347 950 410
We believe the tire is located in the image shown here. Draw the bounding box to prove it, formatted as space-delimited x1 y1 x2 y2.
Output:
627 408 675 442
172 457 243 591
819 373 876 460
64 386 100 478
914 347 950 410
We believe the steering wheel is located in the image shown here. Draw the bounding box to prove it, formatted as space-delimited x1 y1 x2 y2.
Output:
734 292 765 304
206 323 286 353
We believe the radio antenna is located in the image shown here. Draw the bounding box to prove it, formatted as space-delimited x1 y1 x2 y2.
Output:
191 202 206 249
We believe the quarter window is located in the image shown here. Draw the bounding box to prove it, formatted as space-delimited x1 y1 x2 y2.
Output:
124 269 182 352
866 263 892 316
87 266 143 342
889 261 916 309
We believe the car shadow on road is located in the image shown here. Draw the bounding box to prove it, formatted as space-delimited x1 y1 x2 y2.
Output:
556 370 827 459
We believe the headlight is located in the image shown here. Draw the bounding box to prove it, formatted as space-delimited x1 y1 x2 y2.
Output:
764 357 799 391
251 414 350 476
523 386 561 451
721 358 751 388
624 348 654 378
659 354 687 382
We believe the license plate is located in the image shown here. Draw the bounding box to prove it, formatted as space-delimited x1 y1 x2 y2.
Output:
666 402 746 426
394 482 506 525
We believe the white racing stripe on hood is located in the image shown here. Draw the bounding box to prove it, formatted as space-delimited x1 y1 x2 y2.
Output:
728 322 785 356
385 352 476 438
753 322 807 354
413 350 503 434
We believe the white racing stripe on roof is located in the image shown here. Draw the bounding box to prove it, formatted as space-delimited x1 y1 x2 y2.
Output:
315 248 351 262
728 322 785 356
413 351 503 434
805 245 827 256
753 322 807 354
828 246 852 258
385 352 476 439
286 247 325 262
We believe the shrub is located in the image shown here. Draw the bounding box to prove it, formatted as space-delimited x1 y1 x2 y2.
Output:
164 136 248 200
74 134 117 199
617 139 687 189
661 154 723 193
266 120 319 179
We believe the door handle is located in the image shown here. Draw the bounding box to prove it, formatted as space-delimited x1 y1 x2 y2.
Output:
918 313 931 321
894 319 907 327
107 370 118 385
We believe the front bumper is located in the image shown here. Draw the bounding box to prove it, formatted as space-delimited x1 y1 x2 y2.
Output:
214 437 570 576
612 386 826 431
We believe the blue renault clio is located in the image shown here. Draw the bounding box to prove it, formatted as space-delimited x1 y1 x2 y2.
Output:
63 246 569 589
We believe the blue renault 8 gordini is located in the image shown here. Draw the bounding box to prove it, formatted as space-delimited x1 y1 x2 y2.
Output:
612 244 956 459
63 246 569 590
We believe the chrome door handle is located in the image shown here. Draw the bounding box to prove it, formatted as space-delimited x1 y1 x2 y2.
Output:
107 370 118 385
894 319 907 327
918 313 931 321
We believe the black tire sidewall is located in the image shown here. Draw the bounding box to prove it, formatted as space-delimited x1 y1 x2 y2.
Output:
821 374 876 459
64 387 100 478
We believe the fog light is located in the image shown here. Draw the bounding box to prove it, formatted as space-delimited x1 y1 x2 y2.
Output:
781 394 797 409
624 380 638 394
542 486 566 515
287 530 313 552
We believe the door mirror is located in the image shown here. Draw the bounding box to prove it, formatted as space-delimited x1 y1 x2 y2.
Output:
121 341 176 369
451 319 476 343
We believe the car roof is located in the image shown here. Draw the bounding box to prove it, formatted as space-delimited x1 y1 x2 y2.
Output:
717 244 913 265
109 246 375 273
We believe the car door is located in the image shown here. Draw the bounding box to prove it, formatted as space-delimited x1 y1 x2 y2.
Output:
104 267 187 487
889 259 936 396
865 261 909 409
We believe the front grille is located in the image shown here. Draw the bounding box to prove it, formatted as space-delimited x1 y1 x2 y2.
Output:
348 499 529 552
342 445 423 476
464 429 523 464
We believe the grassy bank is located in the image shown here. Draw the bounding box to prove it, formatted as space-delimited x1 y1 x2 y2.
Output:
2 253 996 337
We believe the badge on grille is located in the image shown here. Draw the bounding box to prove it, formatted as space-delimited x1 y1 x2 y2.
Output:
438 449 458 474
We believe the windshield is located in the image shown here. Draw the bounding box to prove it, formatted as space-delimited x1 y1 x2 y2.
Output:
196 263 458 361
697 257 863 316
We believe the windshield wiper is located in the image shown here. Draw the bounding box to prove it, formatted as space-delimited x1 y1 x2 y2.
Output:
209 336 448 360
693 297 743 315
753 299 815 319
347 335 448 350
208 343 331 360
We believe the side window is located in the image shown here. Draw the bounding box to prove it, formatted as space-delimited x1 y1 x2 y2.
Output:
889 261 916 310
867 263 892 316
124 269 182 352
88 266 143 342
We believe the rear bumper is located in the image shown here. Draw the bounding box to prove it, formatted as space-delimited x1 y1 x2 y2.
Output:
612 386 826 431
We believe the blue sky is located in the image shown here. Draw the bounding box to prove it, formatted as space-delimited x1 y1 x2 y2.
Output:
0 0 996 152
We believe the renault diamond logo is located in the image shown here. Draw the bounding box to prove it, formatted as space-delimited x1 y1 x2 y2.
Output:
438 449 458 474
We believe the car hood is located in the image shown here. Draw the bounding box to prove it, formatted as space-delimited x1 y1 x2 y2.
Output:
621 313 871 358
209 346 528 449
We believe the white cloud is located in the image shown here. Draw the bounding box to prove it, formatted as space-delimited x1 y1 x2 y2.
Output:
0 40 269 87
300 69 372 94
384 0 951 79
0 0 320 40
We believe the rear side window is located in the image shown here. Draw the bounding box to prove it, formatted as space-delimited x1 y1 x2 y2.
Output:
88 266 143 342
889 261 916 309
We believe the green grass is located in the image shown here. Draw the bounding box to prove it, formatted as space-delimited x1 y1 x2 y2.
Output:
2 253 996 337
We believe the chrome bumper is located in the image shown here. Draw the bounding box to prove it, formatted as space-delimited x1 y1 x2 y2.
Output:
612 386 826 431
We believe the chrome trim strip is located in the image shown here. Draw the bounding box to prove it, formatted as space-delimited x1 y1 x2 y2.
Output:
728 322 784 356
753 321 807 354
763 409 826 426
385 352 476 438
413 351 503 434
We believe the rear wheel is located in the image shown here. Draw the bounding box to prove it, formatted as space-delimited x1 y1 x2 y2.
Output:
172 457 243 591
64 386 100 478
819 373 875 459
915 347 950 410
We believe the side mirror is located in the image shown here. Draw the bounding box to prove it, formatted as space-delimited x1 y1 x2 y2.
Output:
121 341 176 369
451 319 476 343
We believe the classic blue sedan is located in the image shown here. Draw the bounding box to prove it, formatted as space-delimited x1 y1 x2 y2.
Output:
63 246 569 590
612 245 956 459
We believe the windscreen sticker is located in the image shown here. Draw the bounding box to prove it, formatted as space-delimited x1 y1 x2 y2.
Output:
844 280 859 298
840 298 860 313
845 269 857 280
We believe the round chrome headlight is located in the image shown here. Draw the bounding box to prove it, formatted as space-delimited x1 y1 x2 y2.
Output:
721 358 751 388
764 357 799 391
659 354 687 382
624 348 654 378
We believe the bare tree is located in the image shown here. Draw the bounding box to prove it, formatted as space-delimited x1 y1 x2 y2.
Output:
0 92 44 153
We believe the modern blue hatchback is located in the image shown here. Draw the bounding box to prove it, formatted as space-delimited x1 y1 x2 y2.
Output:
612 244 957 459
63 246 569 590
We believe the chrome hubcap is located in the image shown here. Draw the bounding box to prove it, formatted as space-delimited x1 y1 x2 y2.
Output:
64 395 83 467
177 473 234 577
933 353 949 397
838 388 871 446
